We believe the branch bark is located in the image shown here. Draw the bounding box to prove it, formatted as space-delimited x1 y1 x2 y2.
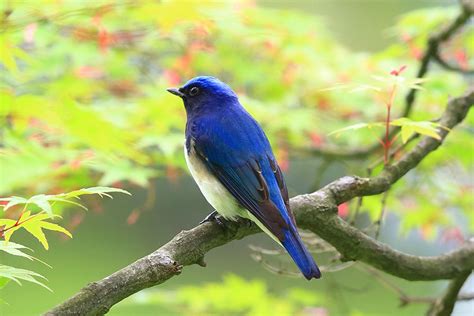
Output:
46 90 474 315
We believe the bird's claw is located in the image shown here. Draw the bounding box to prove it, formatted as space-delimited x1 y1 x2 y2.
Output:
200 210 226 228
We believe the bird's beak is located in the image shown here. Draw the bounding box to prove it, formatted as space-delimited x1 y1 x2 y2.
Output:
167 87 185 98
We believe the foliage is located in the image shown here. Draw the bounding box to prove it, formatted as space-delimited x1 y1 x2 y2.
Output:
0 187 129 293
127 274 324 316
327 67 448 164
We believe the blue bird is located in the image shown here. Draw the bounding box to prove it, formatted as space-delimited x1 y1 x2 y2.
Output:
167 76 321 280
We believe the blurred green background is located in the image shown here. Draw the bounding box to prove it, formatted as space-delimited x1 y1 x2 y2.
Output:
1 0 472 315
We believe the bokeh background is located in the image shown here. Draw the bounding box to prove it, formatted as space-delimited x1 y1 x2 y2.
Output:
1 0 473 315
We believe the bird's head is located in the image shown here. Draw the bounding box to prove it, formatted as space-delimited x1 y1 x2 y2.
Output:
167 76 238 115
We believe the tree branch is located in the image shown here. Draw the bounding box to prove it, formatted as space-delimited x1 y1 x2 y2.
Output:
427 271 472 316
433 52 474 75
457 293 474 301
304 3 472 160
46 90 474 315
402 1 472 117
360 264 474 308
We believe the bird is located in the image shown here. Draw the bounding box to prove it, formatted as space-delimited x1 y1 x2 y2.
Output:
167 76 321 280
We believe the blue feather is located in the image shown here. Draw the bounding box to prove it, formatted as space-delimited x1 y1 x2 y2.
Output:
283 228 321 280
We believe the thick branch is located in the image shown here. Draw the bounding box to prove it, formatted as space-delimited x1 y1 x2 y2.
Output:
427 271 472 316
46 91 474 315
305 4 472 160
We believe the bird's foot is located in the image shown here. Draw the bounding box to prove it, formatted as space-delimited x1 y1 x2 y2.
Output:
200 210 226 228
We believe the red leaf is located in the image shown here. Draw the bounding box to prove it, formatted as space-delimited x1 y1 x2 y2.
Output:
282 62 297 85
51 161 64 170
401 32 412 43
66 213 85 233
23 23 37 43
112 181 123 189
163 69 182 85
441 227 464 244
69 150 95 170
315 95 331 111
309 132 324 147
338 203 349 218
98 28 111 53
454 50 468 70
106 80 138 98
75 66 104 79
276 147 289 172
175 53 193 75
166 166 179 184
127 209 141 225
390 65 407 76
409 46 422 60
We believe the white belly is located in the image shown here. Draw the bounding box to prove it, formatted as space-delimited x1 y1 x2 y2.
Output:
184 143 245 220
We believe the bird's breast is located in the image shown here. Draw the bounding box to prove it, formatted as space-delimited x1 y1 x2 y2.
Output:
184 140 243 220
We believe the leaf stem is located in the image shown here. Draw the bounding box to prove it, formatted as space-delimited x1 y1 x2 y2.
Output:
0 211 44 237
384 84 397 165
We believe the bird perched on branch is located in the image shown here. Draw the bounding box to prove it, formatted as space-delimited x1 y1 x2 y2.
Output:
167 76 321 280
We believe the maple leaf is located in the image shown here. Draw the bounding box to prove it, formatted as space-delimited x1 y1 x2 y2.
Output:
0 212 71 250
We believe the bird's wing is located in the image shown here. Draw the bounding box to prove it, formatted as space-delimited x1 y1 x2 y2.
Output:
189 112 293 241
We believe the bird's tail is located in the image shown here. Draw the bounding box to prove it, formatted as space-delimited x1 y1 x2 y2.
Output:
282 226 321 280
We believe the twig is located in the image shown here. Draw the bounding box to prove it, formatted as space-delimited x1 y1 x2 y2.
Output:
251 251 355 277
374 191 389 240
433 53 474 75
359 265 413 305
457 293 474 301
349 162 375 225
427 271 472 316
360 265 474 309
310 158 332 192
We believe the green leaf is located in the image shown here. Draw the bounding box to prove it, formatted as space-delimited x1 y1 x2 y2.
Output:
400 125 415 143
0 212 71 250
0 277 10 290
23 213 72 250
60 186 131 199
28 195 52 215
390 118 447 143
0 186 130 214
1 195 52 214
0 241 34 260
47 197 88 210
0 196 28 212
87 156 157 187
328 122 385 137
0 216 23 241
0 265 50 291
0 35 18 74
0 241 50 267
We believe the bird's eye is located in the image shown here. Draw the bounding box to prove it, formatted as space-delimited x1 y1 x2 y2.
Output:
189 86 200 96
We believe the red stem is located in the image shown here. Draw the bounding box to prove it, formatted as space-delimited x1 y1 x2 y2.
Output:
384 84 397 165
0 211 39 236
